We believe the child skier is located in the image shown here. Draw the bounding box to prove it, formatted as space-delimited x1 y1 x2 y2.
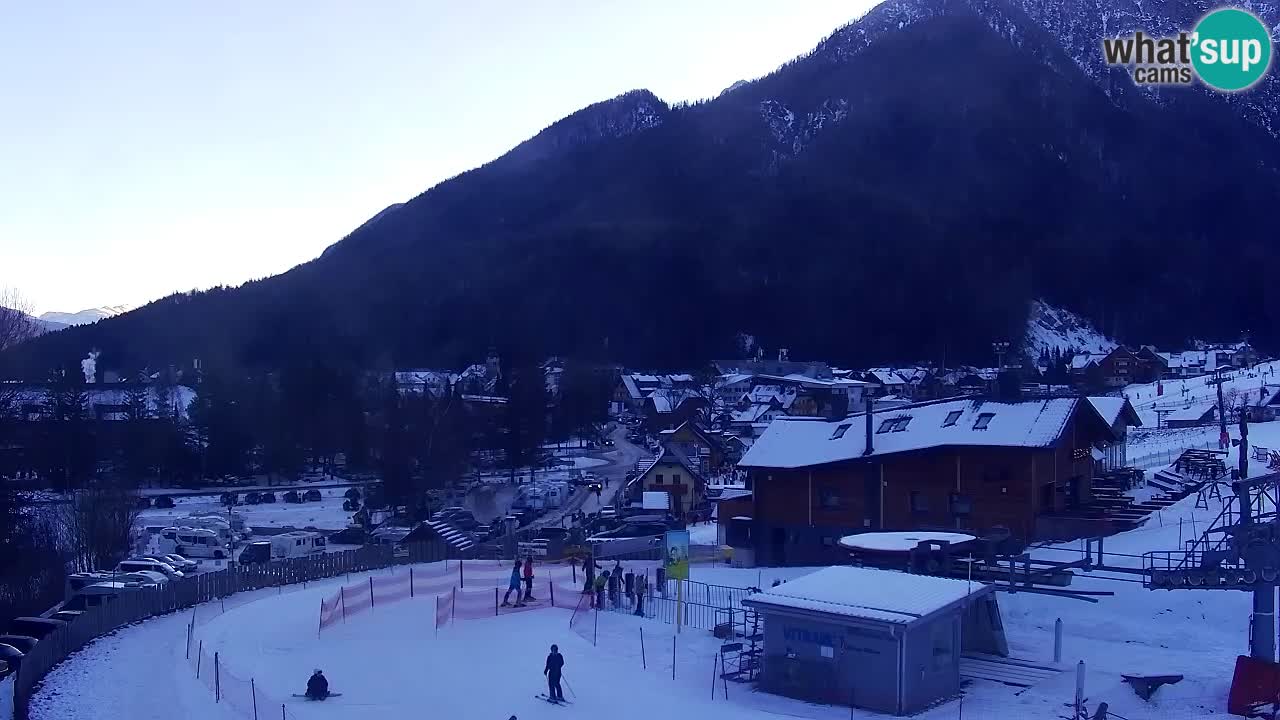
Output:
501 559 524 607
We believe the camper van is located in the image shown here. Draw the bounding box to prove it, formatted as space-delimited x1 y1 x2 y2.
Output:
159 527 230 559
271 531 327 560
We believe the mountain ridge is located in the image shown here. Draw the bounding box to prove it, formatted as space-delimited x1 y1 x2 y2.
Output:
3 1 1277 377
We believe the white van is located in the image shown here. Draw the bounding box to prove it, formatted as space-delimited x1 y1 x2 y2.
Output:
114 558 184 580
160 527 230 559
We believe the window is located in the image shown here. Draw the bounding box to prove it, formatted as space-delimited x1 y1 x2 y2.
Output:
942 410 962 427
950 493 973 516
973 413 995 430
830 423 852 439
877 417 911 433
672 473 681 485
819 489 841 509
910 491 928 513
654 474 664 485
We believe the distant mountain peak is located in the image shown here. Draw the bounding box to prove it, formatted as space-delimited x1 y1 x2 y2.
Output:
38 306 128 327
498 89 668 170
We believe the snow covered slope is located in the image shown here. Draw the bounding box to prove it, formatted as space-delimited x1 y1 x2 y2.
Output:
38 305 128 326
1024 299 1116 356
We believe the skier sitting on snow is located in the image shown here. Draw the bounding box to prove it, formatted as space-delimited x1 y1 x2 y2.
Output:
305 669 329 700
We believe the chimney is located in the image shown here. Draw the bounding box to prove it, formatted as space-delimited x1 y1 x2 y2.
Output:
863 394 874 456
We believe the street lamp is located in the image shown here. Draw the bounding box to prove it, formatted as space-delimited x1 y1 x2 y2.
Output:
992 341 1010 370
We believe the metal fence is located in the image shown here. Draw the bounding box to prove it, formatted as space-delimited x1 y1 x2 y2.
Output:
11 540 450 719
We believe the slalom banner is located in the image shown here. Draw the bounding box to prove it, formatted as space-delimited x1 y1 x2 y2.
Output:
318 589 344 630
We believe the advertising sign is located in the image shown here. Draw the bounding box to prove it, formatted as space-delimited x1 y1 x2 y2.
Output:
664 529 690 581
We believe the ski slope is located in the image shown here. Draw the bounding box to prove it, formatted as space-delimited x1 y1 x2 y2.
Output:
31 499 1266 720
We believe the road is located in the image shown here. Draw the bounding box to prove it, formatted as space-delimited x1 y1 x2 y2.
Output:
576 425 650 516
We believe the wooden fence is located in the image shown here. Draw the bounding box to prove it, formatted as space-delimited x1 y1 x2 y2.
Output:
11 540 449 719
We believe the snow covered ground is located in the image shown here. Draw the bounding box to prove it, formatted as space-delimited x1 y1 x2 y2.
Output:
1121 360 1280 428
138 487 357 532
32 488 1262 720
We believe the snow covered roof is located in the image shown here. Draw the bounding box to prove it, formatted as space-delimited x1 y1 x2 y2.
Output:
1069 353 1101 370
730 404 774 423
1166 404 1216 422
838 531 976 553
710 488 752 501
739 397 1091 469
743 566 989 625
1086 396 1141 429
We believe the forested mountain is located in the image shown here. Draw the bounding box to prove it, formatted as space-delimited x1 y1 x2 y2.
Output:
4 0 1277 378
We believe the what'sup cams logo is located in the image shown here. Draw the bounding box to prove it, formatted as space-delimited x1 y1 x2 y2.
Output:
1102 7 1273 91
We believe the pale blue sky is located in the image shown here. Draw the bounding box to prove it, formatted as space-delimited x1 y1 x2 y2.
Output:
0 1 875 314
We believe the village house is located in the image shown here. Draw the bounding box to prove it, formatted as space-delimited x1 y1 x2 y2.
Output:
1164 404 1217 429
631 444 708 516
736 396 1118 565
612 373 696 414
1246 386 1280 423
714 349 833 380
1086 396 1142 470
641 387 706 430
656 421 726 474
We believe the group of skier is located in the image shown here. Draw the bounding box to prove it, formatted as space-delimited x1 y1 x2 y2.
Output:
502 555 538 607
581 557 647 616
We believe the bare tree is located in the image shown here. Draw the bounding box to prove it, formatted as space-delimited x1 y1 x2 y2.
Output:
58 482 143 572
0 287 38 418
0 286 38 353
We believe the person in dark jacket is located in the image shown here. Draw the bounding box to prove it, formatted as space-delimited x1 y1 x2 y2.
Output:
624 568 635 609
582 556 596 595
544 644 565 703
607 564 621 607
633 573 646 617
305 669 329 700
502 559 524 607
522 555 535 601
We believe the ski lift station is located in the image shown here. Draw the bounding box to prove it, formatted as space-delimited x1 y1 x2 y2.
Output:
742 566 1006 716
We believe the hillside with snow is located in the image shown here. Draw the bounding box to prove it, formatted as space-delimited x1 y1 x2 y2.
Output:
1024 300 1116 357
38 305 129 327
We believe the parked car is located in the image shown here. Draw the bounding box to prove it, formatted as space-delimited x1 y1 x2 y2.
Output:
7 617 65 641
603 438 615 447
116 558 184 580
0 643 24 669
327 526 366 545
258 491 276 504
114 571 171 586
586 522 667 543
283 490 302 503
303 489 323 502
136 496 152 509
244 491 261 505
147 554 197 572
153 495 176 509
220 492 238 506
344 488 361 501
598 505 617 519
238 542 272 566
0 636 39 654
51 610 84 623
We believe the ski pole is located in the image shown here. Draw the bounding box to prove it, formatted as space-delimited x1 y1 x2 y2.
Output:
561 673 577 699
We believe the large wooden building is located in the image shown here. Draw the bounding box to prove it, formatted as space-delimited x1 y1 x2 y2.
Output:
737 396 1121 565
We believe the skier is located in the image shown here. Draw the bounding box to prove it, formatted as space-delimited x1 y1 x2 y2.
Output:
593 569 609 609
582 555 596 595
522 554 535 602
633 572 646 617
624 567 635 609
544 644 565 703
502 559 524 607
305 669 329 701
607 564 621 608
